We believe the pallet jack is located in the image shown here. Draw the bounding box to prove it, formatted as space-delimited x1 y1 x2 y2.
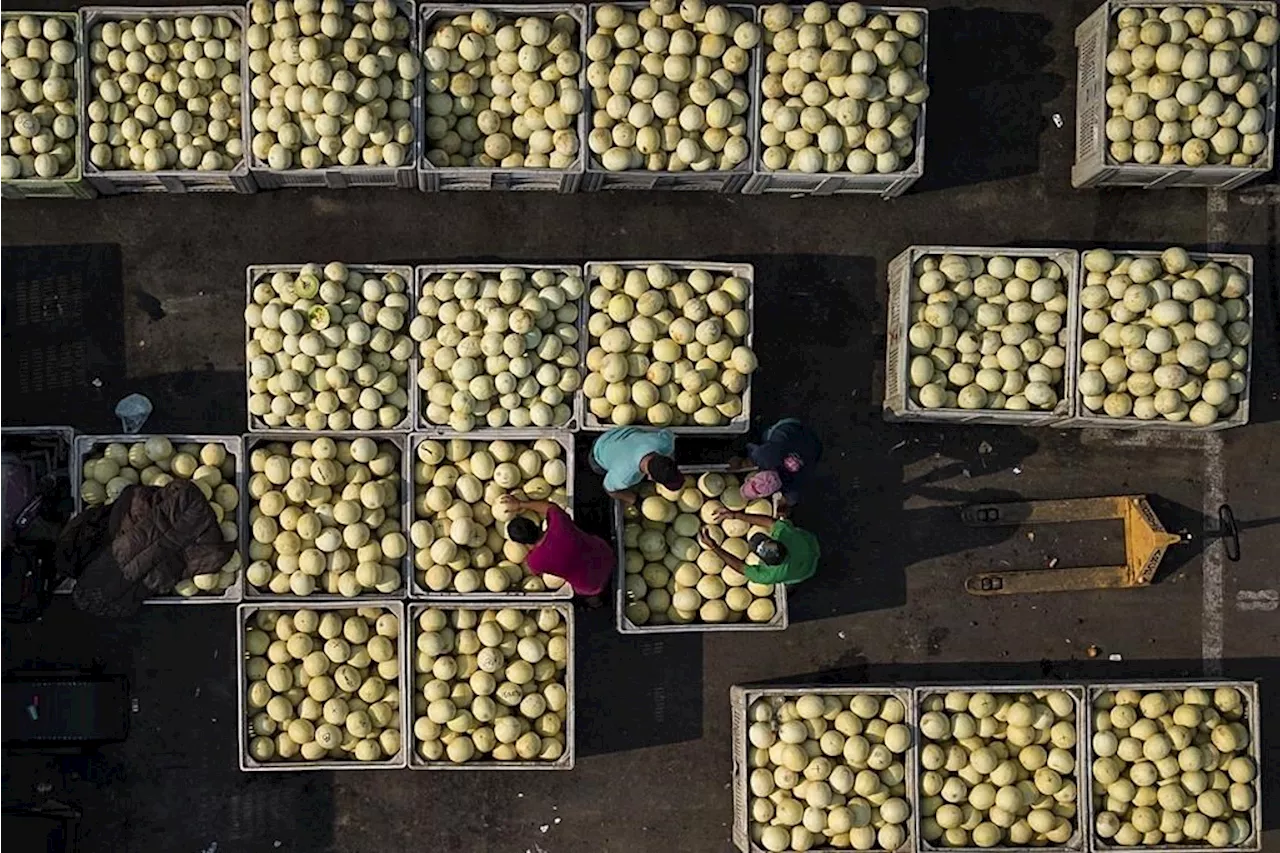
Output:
961 495 1238 596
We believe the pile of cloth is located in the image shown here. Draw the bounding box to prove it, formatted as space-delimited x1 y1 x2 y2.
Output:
57 481 233 617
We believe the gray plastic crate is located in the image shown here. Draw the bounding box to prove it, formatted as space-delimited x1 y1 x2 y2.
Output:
1086 680 1262 853
731 684 916 853
412 263 586 434
418 4 587 192
582 260 755 434
1 425 75 486
0 12 95 199
78 6 256 194
1072 0 1277 190
72 433 244 604
582 2 757 191
406 430 576 600
613 464 788 634
406 601 575 769
743 5 929 198
914 684 1090 853
240 432 411 601
245 263 416 433
248 0 419 189
1064 248 1254 431
884 245 1080 426
237 600 409 771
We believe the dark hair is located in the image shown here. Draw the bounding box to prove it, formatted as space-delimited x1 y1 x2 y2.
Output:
506 516 541 545
646 454 683 490
749 532 787 565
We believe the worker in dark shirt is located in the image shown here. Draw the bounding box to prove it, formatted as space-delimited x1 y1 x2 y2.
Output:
739 418 822 514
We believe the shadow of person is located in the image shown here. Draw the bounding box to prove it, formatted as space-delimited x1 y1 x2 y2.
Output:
782 421 1042 622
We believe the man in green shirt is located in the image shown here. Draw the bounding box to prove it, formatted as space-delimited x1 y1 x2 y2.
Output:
697 507 819 585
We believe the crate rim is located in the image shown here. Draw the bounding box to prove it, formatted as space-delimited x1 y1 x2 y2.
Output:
582 0 759 182
613 463 789 634
913 684 1090 853
418 3 589 185
244 262 417 434
239 431 412 601
885 244 1080 424
405 599 576 769
0 11 87 191
405 429 578 600
730 683 916 853
411 262 587 434
1067 247 1255 430
580 259 755 434
1084 679 1263 853
71 432 244 603
236 599 410 771
750 4 930 186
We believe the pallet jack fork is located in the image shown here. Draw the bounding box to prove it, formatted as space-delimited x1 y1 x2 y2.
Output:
962 495 1190 596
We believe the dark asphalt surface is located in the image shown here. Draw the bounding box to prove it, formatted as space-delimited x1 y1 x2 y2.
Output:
3 1 1279 852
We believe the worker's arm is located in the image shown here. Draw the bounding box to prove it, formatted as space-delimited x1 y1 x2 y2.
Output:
608 488 638 506
711 507 776 528
742 561 788 585
496 495 554 516
698 527 746 572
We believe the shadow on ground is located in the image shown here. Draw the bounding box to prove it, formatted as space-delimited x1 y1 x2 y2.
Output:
2 603 335 853
912 7 1064 192
1 244 125 433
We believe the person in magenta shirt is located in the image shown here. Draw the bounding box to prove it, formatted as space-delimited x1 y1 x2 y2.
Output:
498 495 614 605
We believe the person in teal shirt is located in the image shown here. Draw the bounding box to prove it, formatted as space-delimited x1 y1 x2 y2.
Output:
697 507 819 585
590 426 683 504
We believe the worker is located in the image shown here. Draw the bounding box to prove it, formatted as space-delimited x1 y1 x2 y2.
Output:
697 506 819 586
739 418 822 514
589 425 683 504
498 495 613 606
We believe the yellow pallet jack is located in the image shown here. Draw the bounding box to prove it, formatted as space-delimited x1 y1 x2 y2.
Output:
962 495 1194 596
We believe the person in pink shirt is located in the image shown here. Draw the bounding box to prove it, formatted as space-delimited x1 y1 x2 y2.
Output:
498 495 613 606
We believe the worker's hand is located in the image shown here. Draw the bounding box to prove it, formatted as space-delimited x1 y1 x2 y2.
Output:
709 506 735 523
615 490 637 507
698 527 718 549
496 495 522 512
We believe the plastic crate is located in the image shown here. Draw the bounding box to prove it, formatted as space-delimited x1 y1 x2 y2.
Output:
884 245 1080 426
731 684 916 853
0 12 96 199
406 601 575 769
417 4 587 192
412 263 586 434
742 5 929 198
244 263 416 433
78 6 256 194
581 1 757 192
72 433 244 604
613 464 788 634
240 432 411 601
236 600 409 771
914 684 1090 853
582 260 755 434
1086 680 1262 853
248 0 419 189
1064 249 1254 431
1072 1 1277 190
406 430 576 600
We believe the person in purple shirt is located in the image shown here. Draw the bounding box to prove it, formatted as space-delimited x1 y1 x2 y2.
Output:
739 418 822 515
499 495 613 606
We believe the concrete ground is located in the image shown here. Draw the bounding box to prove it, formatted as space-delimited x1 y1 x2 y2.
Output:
2 0 1278 851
